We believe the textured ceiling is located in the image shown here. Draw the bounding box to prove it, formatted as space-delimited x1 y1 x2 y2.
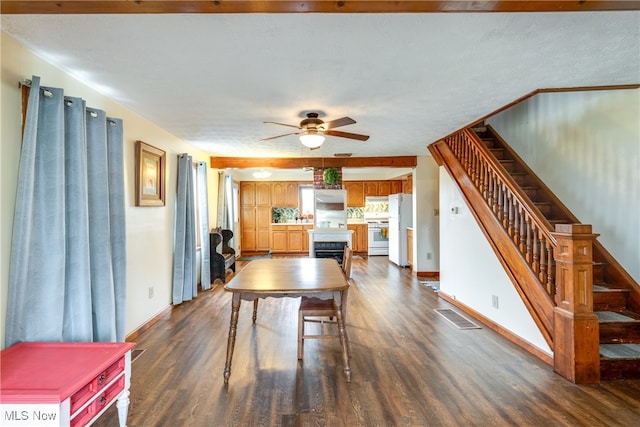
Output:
2 12 639 163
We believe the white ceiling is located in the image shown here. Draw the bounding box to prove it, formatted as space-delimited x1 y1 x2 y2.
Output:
2 12 639 165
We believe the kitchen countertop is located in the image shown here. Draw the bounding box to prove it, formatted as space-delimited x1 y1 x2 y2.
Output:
272 219 368 226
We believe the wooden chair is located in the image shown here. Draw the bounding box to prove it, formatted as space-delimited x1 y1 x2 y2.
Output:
297 245 353 360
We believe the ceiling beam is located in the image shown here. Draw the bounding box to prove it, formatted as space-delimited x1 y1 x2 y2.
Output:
3 1 639 14
210 156 417 170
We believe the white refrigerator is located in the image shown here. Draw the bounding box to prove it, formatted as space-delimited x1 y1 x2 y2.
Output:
388 193 413 267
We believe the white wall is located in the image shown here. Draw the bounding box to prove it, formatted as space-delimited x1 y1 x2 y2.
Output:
487 89 639 282
439 170 552 354
412 156 440 273
1 33 218 347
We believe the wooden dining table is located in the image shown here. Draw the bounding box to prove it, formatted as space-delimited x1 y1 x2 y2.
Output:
223 258 351 383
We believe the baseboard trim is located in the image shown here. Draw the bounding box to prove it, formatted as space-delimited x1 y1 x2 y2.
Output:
416 271 439 279
437 291 553 366
125 305 173 342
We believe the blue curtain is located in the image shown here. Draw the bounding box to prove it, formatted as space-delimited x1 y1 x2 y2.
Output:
217 171 229 229
6 76 126 346
172 154 197 304
197 162 211 290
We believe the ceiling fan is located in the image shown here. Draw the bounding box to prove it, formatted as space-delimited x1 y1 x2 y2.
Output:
261 112 370 149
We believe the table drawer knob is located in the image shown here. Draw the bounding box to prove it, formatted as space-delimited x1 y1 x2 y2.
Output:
99 373 107 385
100 396 107 406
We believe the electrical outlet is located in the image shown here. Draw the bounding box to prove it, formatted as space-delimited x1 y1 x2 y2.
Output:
148 286 154 299
426 252 432 260
492 295 499 309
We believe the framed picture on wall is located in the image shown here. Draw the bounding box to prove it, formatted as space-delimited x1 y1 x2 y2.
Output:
135 140 166 206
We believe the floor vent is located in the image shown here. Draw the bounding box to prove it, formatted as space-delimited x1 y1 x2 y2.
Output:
434 309 481 330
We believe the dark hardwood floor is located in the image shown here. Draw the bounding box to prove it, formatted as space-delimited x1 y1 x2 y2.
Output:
94 256 640 426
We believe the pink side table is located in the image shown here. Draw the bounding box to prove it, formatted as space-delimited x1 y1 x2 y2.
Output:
1 342 135 427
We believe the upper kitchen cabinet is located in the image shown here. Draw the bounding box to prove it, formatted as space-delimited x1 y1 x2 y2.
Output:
364 181 379 197
402 174 413 194
271 182 299 207
256 182 271 206
344 181 364 207
378 181 391 196
240 182 255 206
284 182 299 207
390 180 402 195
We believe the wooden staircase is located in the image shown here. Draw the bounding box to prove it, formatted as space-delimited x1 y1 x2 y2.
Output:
429 124 640 382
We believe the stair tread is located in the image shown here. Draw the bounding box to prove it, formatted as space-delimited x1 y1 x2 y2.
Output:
596 311 638 322
593 284 630 292
600 343 640 359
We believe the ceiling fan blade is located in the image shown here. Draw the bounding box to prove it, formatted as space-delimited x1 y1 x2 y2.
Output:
320 116 356 130
260 132 298 141
324 129 370 141
263 121 301 129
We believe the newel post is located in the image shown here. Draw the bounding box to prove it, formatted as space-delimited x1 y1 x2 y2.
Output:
551 224 600 384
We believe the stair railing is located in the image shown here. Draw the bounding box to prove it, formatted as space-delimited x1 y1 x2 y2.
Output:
444 129 557 298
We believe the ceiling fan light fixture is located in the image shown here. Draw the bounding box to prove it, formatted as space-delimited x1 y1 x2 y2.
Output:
299 132 325 149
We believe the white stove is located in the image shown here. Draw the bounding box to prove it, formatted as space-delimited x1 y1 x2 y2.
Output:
364 215 389 256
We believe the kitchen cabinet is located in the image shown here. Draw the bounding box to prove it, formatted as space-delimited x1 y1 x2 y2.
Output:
285 182 299 207
240 188 271 252
363 180 401 197
287 225 304 252
240 206 256 251
256 182 271 206
271 224 308 253
347 223 368 253
256 207 272 250
271 182 298 207
344 181 365 207
403 174 413 194
240 182 255 206
271 228 287 252
390 180 402 194
271 182 286 207
378 180 391 196
364 181 379 197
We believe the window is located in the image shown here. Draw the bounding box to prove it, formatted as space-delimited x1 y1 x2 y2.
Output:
300 185 314 218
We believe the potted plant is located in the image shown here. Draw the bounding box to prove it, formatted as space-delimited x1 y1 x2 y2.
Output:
323 167 340 188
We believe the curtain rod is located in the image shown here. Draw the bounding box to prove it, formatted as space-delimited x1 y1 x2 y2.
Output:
19 79 53 97
19 78 118 124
